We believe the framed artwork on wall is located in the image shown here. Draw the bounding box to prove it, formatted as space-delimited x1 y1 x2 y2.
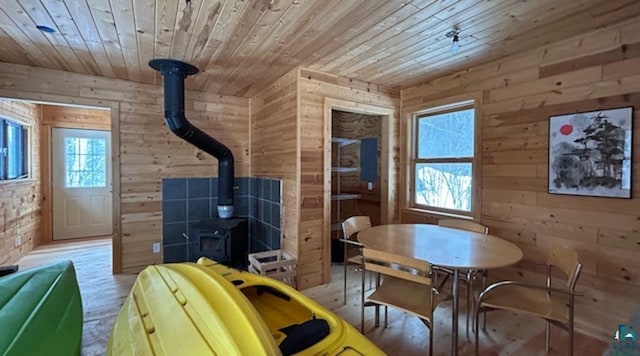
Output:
548 106 633 198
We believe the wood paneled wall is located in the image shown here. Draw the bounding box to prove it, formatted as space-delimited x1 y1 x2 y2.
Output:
119 90 249 272
401 17 640 339
299 69 400 289
250 68 299 260
0 61 250 273
251 68 399 289
0 99 40 264
42 105 111 130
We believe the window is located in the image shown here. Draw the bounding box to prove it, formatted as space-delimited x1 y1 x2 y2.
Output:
64 137 107 188
0 118 29 180
411 101 476 216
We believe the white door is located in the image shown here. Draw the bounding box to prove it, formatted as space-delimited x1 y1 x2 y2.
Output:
52 128 112 240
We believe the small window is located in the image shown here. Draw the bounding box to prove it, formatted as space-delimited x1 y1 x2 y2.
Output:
0 118 29 180
411 101 476 216
64 137 107 188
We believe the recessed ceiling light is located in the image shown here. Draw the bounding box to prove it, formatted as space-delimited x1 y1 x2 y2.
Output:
36 25 56 33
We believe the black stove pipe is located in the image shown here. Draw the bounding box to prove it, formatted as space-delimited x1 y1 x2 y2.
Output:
149 59 234 218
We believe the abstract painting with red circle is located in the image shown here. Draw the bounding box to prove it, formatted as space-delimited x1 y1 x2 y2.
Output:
548 107 633 198
559 124 573 135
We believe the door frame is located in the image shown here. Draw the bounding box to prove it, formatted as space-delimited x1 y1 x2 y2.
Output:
0 92 122 274
322 98 396 281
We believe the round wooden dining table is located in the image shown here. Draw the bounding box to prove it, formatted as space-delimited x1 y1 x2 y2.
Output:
357 224 523 356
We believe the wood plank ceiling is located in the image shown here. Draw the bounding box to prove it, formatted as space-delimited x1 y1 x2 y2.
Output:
1 0 639 97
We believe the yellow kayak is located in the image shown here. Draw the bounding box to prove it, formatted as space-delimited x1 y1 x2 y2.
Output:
108 257 383 355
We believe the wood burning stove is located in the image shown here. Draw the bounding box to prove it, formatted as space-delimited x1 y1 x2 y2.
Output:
190 217 248 270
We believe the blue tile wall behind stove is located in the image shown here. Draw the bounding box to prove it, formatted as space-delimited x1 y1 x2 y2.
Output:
162 176 282 262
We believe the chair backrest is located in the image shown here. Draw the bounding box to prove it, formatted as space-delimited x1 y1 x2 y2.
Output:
362 248 431 286
342 216 371 241
438 218 488 234
548 244 582 290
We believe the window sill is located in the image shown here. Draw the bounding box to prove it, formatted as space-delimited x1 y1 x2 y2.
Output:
0 178 36 186
402 207 473 221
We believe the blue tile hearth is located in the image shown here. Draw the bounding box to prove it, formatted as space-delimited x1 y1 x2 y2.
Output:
161 176 283 263
163 243 189 263
163 221 187 245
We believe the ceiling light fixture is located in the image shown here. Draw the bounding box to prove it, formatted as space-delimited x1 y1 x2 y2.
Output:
36 25 56 33
445 29 460 53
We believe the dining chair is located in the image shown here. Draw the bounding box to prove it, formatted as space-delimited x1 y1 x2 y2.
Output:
474 244 583 355
339 216 372 305
360 248 448 356
438 219 489 235
436 218 489 337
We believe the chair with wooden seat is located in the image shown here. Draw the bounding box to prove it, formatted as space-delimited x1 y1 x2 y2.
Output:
436 218 489 337
339 216 372 305
360 248 447 356
474 244 583 355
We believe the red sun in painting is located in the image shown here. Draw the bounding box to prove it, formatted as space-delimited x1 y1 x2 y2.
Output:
559 124 573 135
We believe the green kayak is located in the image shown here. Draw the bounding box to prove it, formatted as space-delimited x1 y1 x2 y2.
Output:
0 261 83 356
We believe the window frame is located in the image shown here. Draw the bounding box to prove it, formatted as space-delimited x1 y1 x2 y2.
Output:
63 135 108 188
407 98 481 219
0 116 31 181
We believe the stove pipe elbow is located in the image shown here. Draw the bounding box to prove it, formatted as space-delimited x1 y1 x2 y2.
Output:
149 59 234 218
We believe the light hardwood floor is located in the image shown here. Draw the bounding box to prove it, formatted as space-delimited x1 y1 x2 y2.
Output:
16 239 608 356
